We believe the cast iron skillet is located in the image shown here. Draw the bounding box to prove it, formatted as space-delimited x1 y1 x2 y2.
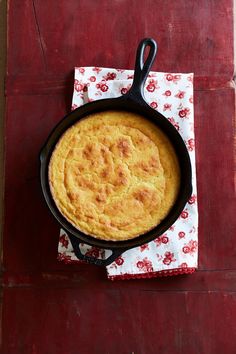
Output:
40 38 192 266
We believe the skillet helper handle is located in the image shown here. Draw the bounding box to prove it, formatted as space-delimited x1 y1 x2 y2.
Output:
68 234 124 267
126 38 157 101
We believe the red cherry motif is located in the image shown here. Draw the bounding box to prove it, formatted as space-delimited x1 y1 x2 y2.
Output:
181 210 189 219
187 138 195 151
154 234 169 246
146 84 155 92
179 262 188 268
163 103 172 111
104 72 117 80
164 90 171 96
187 75 193 83
74 79 85 92
71 104 78 111
165 74 181 83
188 194 197 204
59 234 69 248
182 240 198 255
150 101 158 109
92 67 102 74
166 73 173 81
167 117 179 131
96 81 109 92
58 254 72 263
150 78 156 84
185 108 190 115
175 91 185 99
189 96 194 103
115 256 124 266
173 74 181 82
191 241 198 252
146 79 159 92
179 107 190 118
143 258 153 272
89 76 96 82
178 231 186 239
78 67 85 74
137 261 144 268
179 109 187 118
140 243 149 252
100 84 108 92
121 87 128 95
161 235 169 244
163 251 176 265
163 258 171 265
85 247 100 258
121 84 131 95
110 73 116 80
137 258 153 272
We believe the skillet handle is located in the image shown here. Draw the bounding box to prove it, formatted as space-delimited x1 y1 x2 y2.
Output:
68 234 125 267
125 38 157 101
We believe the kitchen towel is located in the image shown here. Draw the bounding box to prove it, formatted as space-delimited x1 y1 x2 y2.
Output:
58 67 198 280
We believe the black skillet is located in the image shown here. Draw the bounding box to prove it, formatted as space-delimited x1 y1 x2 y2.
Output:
40 38 192 266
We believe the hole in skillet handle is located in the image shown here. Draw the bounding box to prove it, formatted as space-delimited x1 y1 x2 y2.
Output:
124 38 158 103
68 234 126 267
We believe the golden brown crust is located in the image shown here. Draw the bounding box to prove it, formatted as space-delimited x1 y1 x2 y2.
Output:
48 111 180 241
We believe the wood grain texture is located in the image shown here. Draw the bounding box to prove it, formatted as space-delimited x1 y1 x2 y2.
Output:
2 288 236 354
1 0 236 353
7 0 234 78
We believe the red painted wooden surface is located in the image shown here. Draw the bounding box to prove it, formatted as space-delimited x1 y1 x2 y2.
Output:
1 0 236 353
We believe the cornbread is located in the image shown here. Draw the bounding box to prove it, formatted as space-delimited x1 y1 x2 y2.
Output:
49 111 180 241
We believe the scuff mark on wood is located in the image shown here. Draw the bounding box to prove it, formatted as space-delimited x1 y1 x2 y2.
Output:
32 0 47 71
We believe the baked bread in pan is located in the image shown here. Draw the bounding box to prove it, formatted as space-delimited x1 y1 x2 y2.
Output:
49 111 180 241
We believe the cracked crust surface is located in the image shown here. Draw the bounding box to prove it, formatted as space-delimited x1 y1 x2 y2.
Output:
48 111 180 241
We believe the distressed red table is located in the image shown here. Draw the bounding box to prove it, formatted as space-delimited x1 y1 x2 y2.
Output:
1 1 236 353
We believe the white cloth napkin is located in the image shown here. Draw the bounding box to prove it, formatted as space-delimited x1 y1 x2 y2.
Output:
57 67 198 280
